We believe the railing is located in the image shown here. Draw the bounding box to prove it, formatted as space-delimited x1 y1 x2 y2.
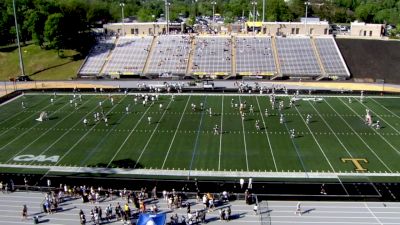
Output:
255 194 272 225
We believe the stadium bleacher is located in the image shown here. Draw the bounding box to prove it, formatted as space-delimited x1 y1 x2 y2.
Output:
235 36 277 76
78 38 116 75
146 35 191 76
314 37 350 78
191 36 232 76
275 37 322 77
103 36 153 75
79 35 351 80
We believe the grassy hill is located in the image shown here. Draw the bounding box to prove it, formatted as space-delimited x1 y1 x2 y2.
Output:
0 44 84 81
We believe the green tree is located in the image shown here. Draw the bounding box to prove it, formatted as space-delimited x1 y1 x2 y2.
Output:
44 13 64 52
23 10 47 47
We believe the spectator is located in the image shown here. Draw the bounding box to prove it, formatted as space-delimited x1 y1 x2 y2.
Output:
22 204 28 221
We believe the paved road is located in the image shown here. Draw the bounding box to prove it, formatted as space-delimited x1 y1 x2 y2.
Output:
0 191 399 225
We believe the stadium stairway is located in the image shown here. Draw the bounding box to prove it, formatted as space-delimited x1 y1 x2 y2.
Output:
227 35 237 79
142 36 158 77
99 37 119 76
185 35 196 77
270 37 282 80
310 37 328 81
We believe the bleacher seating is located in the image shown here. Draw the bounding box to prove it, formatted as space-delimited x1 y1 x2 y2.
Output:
78 38 115 75
314 37 350 78
276 37 322 77
192 36 232 76
103 36 153 75
146 35 191 75
235 36 277 76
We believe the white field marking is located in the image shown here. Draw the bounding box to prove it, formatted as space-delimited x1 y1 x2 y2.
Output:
255 96 277 171
325 99 393 172
293 103 349 195
52 96 126 167
308 102 354 157
134 99 173 168
161 96 191 169
5 98 93 163
0 96 65 139
106 103 154 168
270 221 387 224
0 93 23 107
23 97 108 166
364 202 384 225
370 98 400 120
238 96 249 171
0 96 33 126
0 97 68 153
218 95 224 170
339 97 400 156
357 98 400 135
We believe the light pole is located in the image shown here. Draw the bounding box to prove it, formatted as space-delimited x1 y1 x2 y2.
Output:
211 1 217 23
262 0 265 22
304 1 311 35
251 1 257 34
165 0 170 35
120 3 125 36
12 0 25 77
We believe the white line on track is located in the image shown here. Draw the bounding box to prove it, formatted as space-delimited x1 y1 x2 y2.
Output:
106 102 154 168
238 96 249 171
161 96 191 169
5 98 93 163
364 202 383 225
218 95 224 170
339 97 400 156
255 96 277 171
325 98 393 172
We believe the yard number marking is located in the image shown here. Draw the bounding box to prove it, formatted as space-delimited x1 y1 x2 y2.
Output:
341 158 368 171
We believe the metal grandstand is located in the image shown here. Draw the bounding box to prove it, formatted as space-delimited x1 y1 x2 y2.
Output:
235 36 277 76
78 37 115 76
275 37 322 77
78 35 351 80
314 37 350 78
191 36 232 77
146 35 191 76
102 36 153 76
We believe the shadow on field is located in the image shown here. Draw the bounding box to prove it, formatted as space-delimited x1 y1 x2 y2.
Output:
89 159 144 169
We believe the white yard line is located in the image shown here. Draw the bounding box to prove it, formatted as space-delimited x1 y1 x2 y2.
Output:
218 95 224 170
0 97 67 153
0 96 64 139
161 96 191 169
5 98 93 163
339 97 400 156
239 96 249 171
325 99 393 172
364 202 383 225
255 96 277 172
106 102 154 168
298 102 350 195
134 99 174 168
370 98 400 120
357 98 400 134
54 96 126 166
307 102 354 157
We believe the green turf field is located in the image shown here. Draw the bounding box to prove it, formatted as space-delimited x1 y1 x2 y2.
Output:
0 92 400 182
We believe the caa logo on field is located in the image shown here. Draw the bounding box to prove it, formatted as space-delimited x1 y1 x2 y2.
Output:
13 155 59 163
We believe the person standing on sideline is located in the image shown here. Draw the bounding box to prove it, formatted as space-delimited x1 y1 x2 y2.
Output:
22 205 28 221
47 179 51 187
240 178 245 189
295 202 302 216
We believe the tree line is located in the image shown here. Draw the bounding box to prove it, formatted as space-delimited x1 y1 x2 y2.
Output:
0 0 399 51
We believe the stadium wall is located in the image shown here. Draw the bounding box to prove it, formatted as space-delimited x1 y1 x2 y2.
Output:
335 38 400 84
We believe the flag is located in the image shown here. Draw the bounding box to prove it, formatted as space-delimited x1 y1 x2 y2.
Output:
257 11 260 17
137 213 166 225
249 11 253 19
